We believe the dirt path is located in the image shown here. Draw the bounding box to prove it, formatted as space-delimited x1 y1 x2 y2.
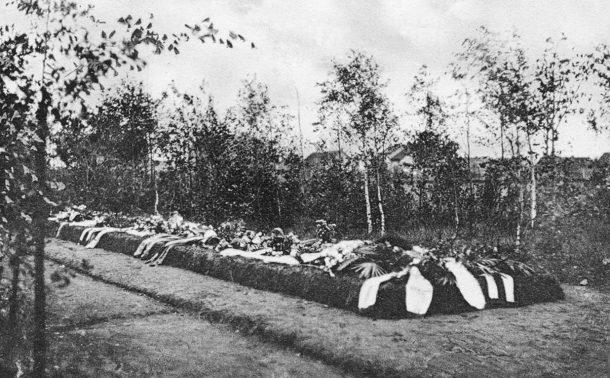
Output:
45 238 610 377
45 261 352 377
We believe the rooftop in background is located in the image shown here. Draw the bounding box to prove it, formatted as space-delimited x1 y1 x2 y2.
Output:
599 152 610 165
304 150 342 165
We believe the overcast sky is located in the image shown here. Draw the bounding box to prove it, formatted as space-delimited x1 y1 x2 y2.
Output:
5 0 610 157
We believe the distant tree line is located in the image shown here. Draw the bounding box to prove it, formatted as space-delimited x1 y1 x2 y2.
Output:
49 42 610 242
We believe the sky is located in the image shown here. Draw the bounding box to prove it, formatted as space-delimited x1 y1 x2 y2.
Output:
4 0 610 157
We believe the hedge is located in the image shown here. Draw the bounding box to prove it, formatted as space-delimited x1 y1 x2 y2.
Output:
48 222 565 319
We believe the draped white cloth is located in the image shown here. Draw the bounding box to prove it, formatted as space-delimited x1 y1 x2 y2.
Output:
444 258 486 310
358 272 399 310
405 266 433 315
500 273 515 302
219 248 300 266
481 273 499 299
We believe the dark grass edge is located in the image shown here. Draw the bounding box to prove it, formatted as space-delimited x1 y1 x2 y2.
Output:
48 222 565 320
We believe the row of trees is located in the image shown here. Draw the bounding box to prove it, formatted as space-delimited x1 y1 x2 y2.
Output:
52 36 610 241
53 78 304 228
2 1 610 374
312 31 610 247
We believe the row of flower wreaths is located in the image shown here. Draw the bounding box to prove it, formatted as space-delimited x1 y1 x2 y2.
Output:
50 206 537 316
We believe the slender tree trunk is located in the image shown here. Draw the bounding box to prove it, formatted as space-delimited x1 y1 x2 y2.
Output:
295 88 305 195
465 91 474 235
276 185 282 225
453 186 460 239
33 88 51 377
337 126 342 160
295 88 305 160
4 231 27 367
375 166 386 235
527 133 537 229
530 152 537 229
8 232 26 325
153 172 160 215
359 135 373 234
452 166 460 240
530 162 537 228
360 142 373 234
500 117 505 160
148 132 160 214
8 235 20 329
149 134 154 181
363 165 373 234
418 179 424 215
515 167 524 254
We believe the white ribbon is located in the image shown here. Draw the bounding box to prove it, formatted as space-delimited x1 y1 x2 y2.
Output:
219 248 300 266
79 227 105 244
405 266 433 315
500 273 515 303
358 272 398 310
482 273 499 299
134 234 176 257
86 227 126 249
56 222 68 238
152 236 206 265
444 258 486 310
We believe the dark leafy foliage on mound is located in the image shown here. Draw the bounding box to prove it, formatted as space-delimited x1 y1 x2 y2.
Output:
49 222 564 319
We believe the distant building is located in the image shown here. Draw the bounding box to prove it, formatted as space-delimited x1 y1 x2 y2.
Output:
304 150 341 168
468 157 491 181
385 144 414 172
563 157 595 180
537 155 595 181
304 149 602 183
303 150 342 179
598 152 610 166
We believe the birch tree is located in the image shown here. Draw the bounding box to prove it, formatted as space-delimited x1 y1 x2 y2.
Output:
453 28 537 248
318 51 397 234
533 36 585 157
405 65 447 132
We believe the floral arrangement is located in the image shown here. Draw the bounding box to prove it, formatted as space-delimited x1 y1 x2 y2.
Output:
331 238 540 284
50 206 539 283
315 219 337 243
